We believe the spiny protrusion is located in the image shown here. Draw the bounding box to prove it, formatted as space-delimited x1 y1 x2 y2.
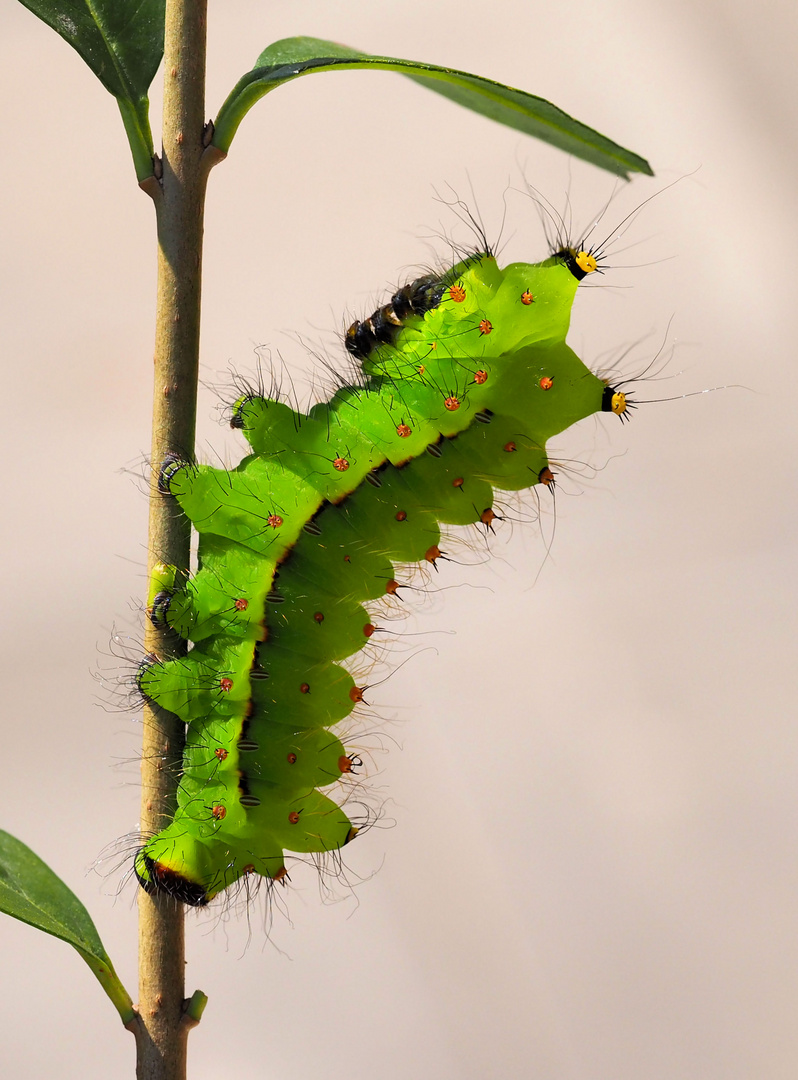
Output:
602 385 628 417
425 545 442 566
556 246 599 280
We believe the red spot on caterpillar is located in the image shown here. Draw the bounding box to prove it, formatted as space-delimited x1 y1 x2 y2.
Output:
338 755 354 773
418 365 425 374
287 752 297 764
349 686 365 703
219 677 233 692
503 441 517 452
288 811 300 825
214 748 228 761
385 579 401 595
425 545 441 564
444 396 460 411
267 514 283 528
313 611 324 623
395 510 407 521
473 369 488 384
521 290 535 305
344 555 351 562
539 467 556 487
363 623 375 637
539 376 554 390
396 424 412 438
333 456 349 472
242 864 255 874
479 319 493 335
212 805 226 820
300 683 310 694
481 508 496 526
452 477 464 487
273 867 288 883
449 283 466 302
234 598 248 611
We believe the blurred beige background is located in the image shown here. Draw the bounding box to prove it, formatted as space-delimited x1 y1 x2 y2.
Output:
1 1 796 1077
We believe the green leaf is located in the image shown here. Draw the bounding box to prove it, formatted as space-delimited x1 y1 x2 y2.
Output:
212 37 652 179
15 0 165 180
0 831 136 1025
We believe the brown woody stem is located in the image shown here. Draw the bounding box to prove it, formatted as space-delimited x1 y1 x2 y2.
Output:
135 2 218 1077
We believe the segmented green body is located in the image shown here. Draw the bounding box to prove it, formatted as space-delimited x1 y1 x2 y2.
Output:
135 249 616 905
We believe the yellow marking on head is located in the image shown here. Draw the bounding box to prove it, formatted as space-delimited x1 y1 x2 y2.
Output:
575 250 598 275
611 391 627 415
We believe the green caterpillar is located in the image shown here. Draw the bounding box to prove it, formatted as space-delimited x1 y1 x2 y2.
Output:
135 238 628 905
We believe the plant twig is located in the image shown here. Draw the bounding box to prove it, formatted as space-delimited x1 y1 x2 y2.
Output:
135 2 214 1077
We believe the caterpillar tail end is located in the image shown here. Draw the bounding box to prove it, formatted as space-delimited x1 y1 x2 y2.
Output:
134 848 211 907
134 836 290 906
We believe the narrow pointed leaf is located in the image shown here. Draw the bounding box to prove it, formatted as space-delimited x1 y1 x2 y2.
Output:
15 0 165 179
213 37 652 179
0 831 135 1024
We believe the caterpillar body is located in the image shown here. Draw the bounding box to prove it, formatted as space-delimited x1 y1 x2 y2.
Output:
135 242 626 906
